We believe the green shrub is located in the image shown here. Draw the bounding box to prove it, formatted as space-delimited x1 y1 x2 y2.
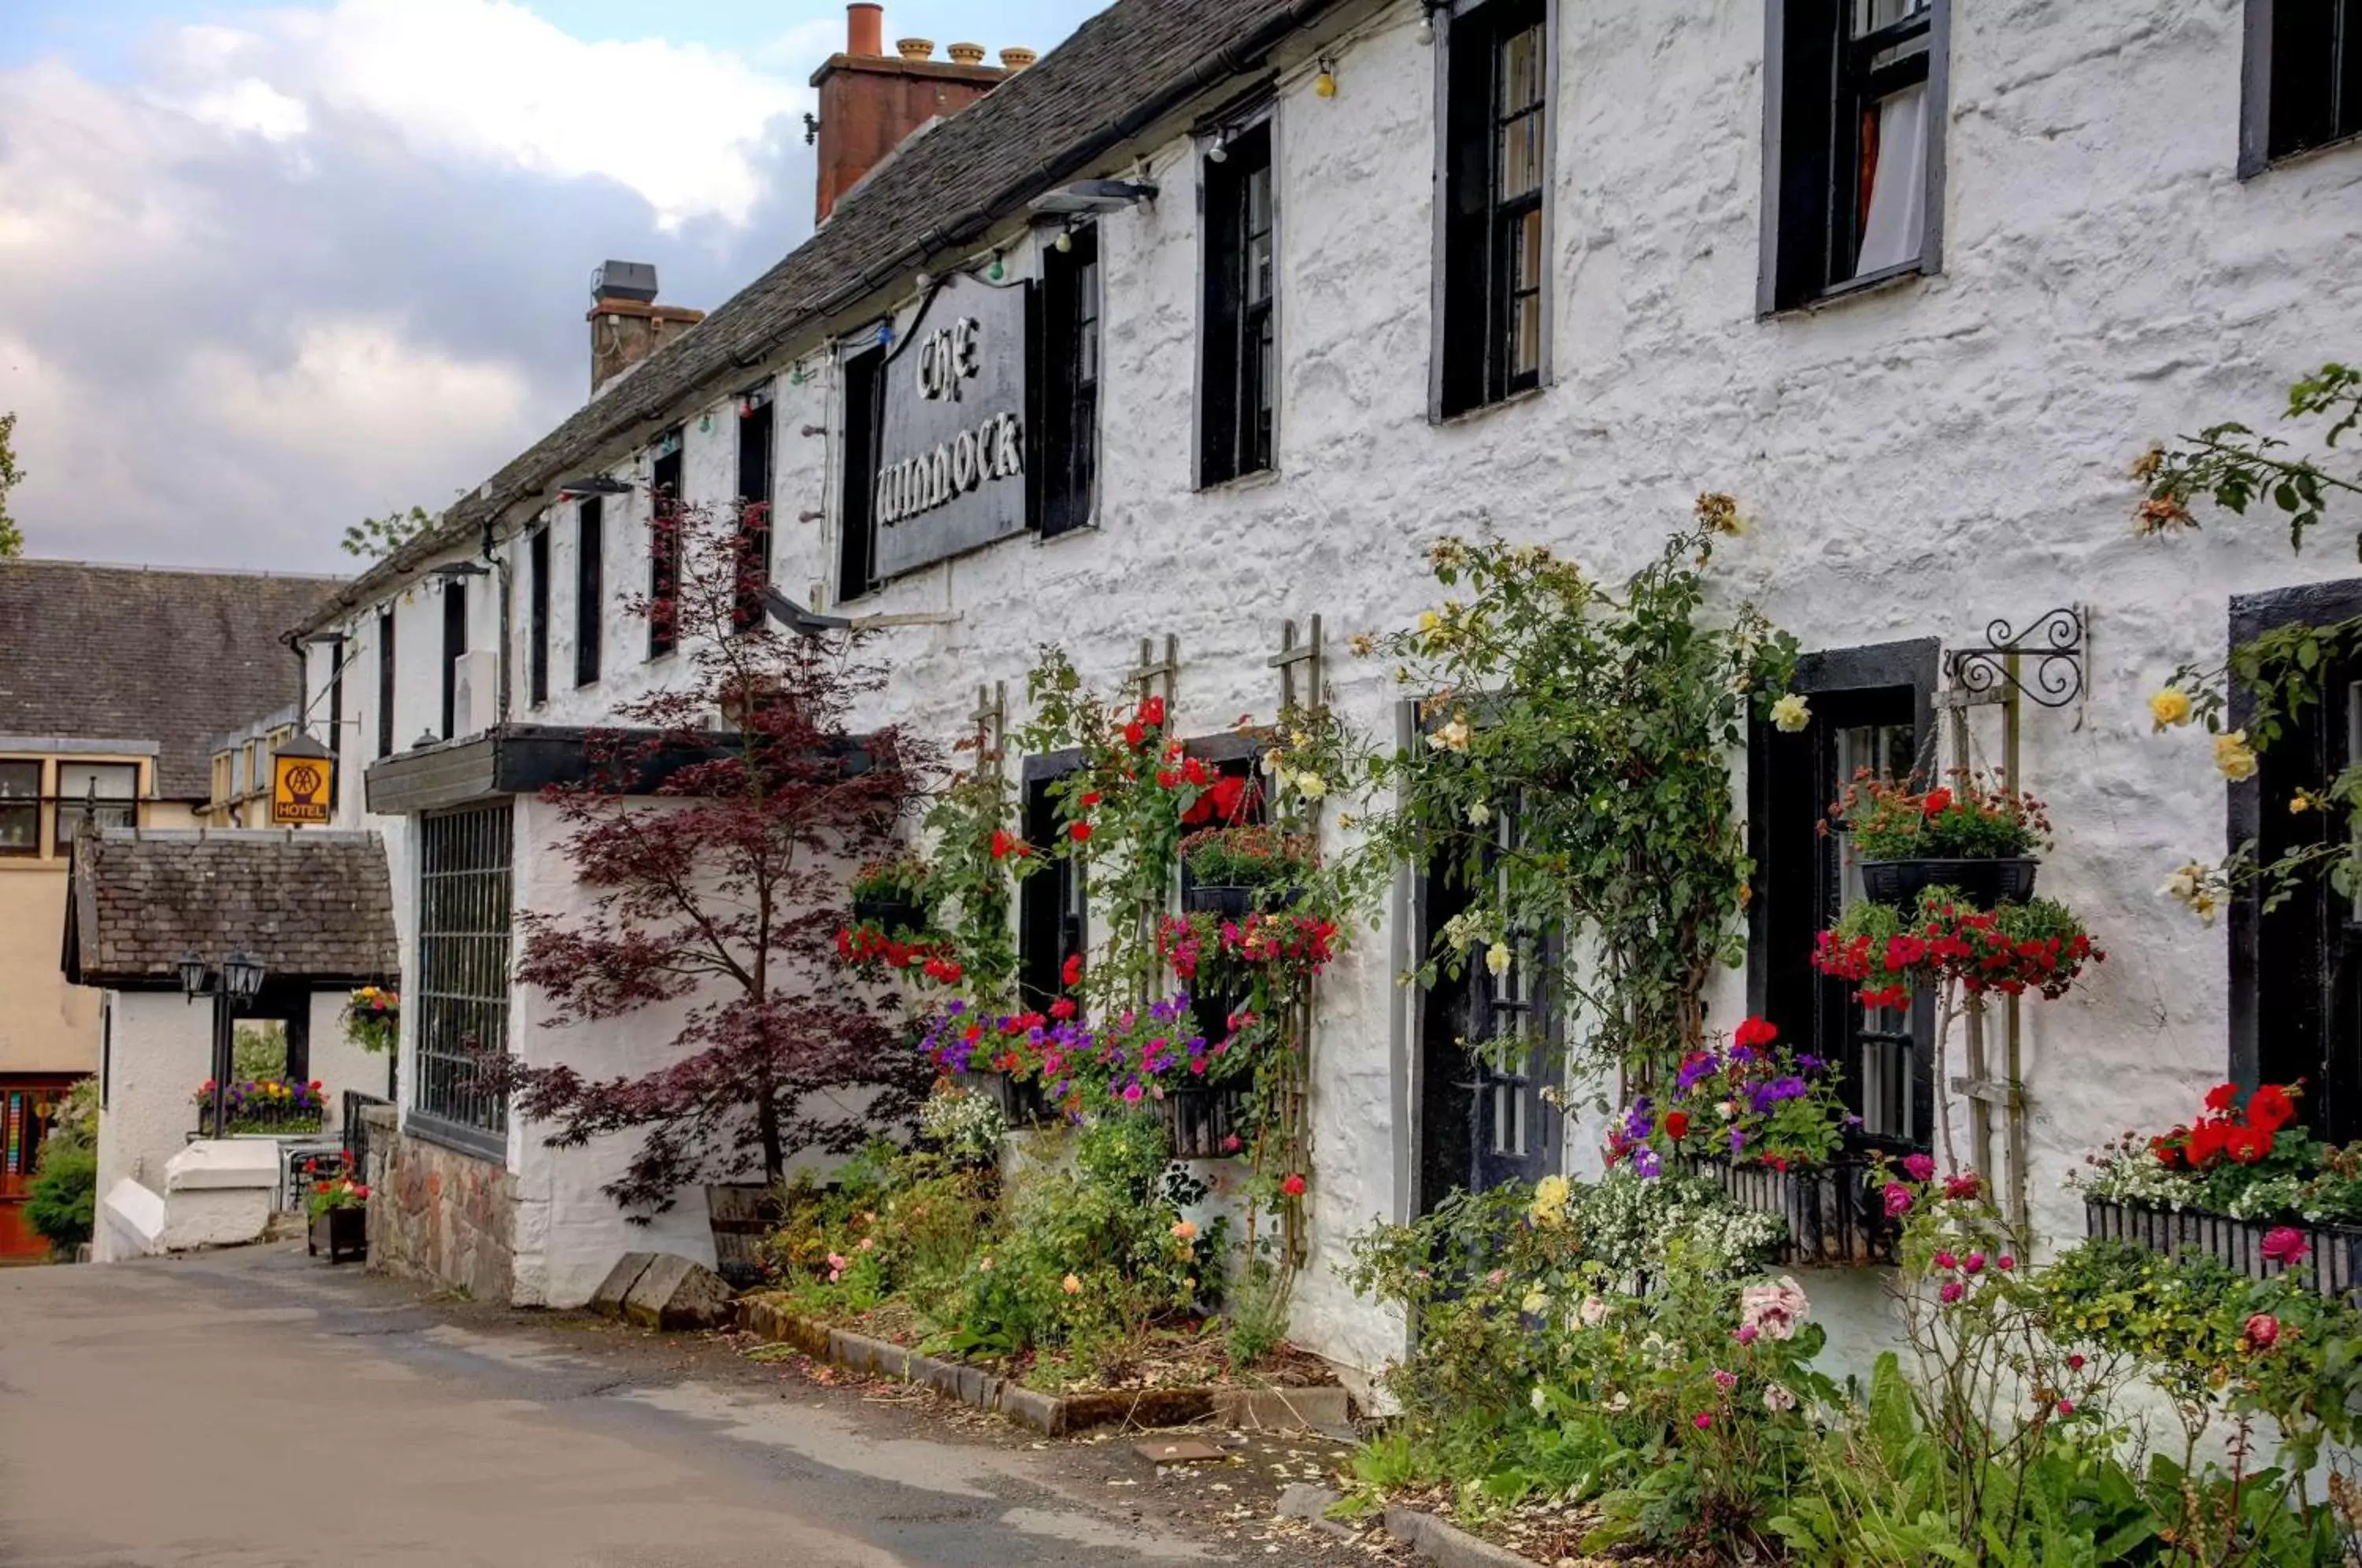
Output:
27 1142 96 1256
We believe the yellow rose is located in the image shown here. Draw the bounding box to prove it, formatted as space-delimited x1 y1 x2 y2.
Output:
1294 771 1327 800
2214 730 2258 782
1529 1174 1571 1228
1769 693 1810 734
2149 687 2194 730
1486 941 1512 978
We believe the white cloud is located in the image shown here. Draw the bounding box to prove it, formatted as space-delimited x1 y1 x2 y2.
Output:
189 0 813 228
180 76 312 142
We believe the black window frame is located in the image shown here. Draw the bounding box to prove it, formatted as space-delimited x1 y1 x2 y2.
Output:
647 431 684 660
1039 223 1101 539
2231 579 2362 1141
575 497 603 688
734 388 776 634
376 608 396 758
412 801 513 1156
1760 0 1949 316
1018 751 1090 1021
0 759 39 857
1748 638 1941 1156
1435 0 1553 420
439 579 467 742
527 524 550 708
838 342 885 604
2242 0 2362 174
1198 118 1277 488
327 634 345 811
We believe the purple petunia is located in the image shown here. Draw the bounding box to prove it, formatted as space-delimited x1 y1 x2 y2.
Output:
1624 1096 1654 1143
1633 1148 1664 1179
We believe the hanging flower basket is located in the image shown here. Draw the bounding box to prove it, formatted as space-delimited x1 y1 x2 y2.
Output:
1182 884 1257 919
1860 856 2039 912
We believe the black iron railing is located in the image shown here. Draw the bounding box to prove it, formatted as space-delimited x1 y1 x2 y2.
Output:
2085 1197 2362 1304
1683 1155 1898 1267
342 1090 392 1176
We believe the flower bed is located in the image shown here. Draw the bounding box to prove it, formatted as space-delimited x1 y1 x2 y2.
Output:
2083 1196 2362 1304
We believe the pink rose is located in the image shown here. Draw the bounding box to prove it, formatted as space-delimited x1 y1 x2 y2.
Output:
1932 1250 1958 1271
2244 1313 2281 1350
1712 1368 1738 1392
1883 1183 1914 1219
1939 1280 1964 1304
1734 1323 1760 1345
1692 1411 1713 1430
2262 1226 2308 1267
1997 1256 2016 1271
1964 1252 1986 1274
1903 1153 1936 1182
2057 1399 2075 1415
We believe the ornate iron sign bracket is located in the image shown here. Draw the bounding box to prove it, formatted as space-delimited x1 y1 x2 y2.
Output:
1942 605 2088 713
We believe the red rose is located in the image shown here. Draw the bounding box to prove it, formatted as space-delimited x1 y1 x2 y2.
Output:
1279 1173 1306 1197
1208 775 1248 823
1664 1111 1690 1140
1124 721 1146 747
1079 791 1102 808
1069 822 1092 843
2262 1226 2308 1267
2249 1084 2297 1132
1138 696 1166 727
990 830 1018 860
1156 770 1180 790
2205 1082 2239 1114
1183 756 1209 786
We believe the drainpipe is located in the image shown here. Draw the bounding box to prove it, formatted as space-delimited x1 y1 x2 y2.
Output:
480 521 513 725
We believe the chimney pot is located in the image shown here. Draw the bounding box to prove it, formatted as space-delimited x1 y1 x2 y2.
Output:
946 41 986 65
846 2 883 57
998 46 1038 70
894 37 935 60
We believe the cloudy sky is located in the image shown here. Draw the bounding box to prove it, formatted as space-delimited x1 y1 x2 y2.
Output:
0 0 1102 573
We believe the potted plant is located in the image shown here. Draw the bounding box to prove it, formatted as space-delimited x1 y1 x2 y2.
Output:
1179 824 1313 919
1832 771 2049 910
850 852 932 935
307 1172 369 1263
345 984 398 1054
194 1078 327 1137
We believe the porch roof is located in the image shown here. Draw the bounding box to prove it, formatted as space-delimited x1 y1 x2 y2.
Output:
63 827 398 989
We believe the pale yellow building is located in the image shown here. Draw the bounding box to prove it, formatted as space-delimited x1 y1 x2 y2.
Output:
0 560 339 1258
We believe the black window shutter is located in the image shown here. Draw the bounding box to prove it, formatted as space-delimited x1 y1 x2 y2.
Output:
1775 0 1841 309
1440 7 1498 416
1200 147 1246 486
838 347 883 602
575 497 602 687
528 527 550 706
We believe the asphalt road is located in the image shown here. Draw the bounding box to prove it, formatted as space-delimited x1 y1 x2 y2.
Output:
0 1245 1362 1567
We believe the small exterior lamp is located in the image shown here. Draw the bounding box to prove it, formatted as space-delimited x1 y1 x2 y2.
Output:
1314 57 1338 98
178 948 209 1000
224 950 266 1005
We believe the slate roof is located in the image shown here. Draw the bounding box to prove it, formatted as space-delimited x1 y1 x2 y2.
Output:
0 560 345 800
65 828 399 988
294 0 1349 636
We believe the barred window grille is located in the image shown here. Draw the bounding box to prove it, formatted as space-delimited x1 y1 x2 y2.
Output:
413 804 513 1147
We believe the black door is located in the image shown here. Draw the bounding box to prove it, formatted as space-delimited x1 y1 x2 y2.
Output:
1416 812 1557 1214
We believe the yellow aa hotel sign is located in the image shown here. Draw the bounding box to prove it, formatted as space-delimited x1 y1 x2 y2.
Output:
271 734 335 826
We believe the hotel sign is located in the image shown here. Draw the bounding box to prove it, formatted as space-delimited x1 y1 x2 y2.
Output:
271 733 335 826
873 274 1031 579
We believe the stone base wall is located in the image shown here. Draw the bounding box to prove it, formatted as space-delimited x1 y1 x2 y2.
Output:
361 1106 514 1302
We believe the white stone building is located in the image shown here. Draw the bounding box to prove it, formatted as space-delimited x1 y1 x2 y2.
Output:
284 0 2362 1370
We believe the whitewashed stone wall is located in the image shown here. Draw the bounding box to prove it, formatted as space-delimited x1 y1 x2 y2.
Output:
309 0 2362 1365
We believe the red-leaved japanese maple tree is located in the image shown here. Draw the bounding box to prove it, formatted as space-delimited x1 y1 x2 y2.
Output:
499 499 935 1212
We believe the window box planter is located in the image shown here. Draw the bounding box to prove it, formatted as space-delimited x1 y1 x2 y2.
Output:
194 1113 326 1140
2084 1196 2362 1303
850 896 927 934
1164 1085 1250 1160
308 1204 365 1264
1179 883 1303 919
961 1068 1052 1128
1681 1155 1897 1267
1860 857 2038 911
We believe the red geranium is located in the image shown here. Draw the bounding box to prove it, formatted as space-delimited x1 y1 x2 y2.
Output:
2249 1083 2297 1132
2205 1082 2240 1114
1734 1016 1779 1049
2225 1123 2275 1164
1920 787 1954 816
1049 997 1076 1021
1062 953 1083 986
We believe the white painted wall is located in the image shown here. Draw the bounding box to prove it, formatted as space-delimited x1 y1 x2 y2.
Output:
91 987 392 1263
308 0 2362 1364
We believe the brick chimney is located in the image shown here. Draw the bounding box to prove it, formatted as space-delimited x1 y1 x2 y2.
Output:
811 5 1014 223
587 261 705 398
